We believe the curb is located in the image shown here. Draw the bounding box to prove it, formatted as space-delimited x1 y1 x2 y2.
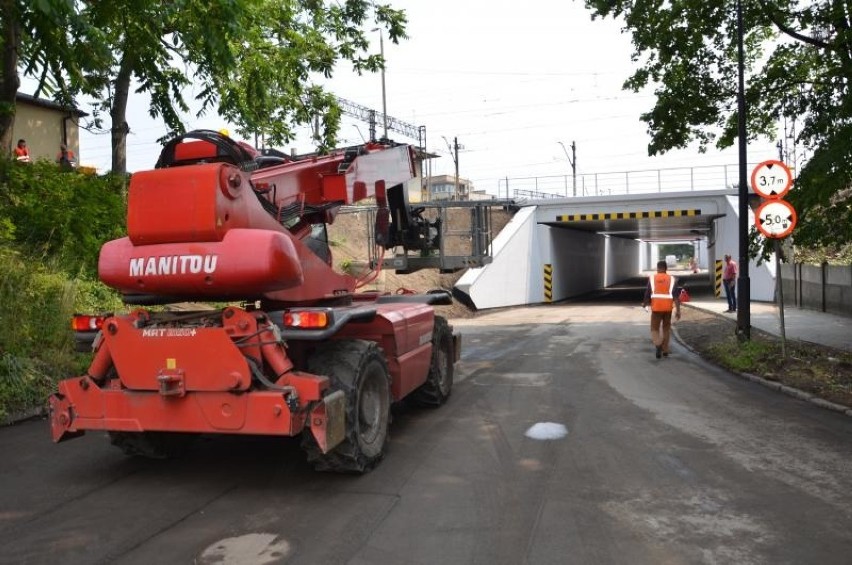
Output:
1 405 47 427
672 324 852 418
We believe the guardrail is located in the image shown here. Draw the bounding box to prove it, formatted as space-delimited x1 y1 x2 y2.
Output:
496 163 764 199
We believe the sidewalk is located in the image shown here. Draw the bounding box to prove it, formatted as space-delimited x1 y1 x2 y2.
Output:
686 297 852 353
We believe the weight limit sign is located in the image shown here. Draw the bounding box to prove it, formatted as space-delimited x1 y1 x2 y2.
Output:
755 199 797 239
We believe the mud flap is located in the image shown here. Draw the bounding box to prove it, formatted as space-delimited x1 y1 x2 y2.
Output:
309 390 346 454
452 332 462 363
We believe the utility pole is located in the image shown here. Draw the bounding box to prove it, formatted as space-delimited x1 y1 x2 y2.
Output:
558 141 577 197
443 136 463 200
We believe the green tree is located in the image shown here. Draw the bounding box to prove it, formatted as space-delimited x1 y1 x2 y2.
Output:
78 0 406 172
583 0 852 247
0 0 82 153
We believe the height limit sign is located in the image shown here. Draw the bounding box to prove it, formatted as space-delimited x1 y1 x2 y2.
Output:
751 159 797 239
751 159 792 199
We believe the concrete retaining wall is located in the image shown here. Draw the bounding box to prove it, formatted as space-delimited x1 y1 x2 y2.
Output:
780 263 852 317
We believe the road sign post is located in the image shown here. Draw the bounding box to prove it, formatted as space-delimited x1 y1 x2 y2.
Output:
751 159 796 359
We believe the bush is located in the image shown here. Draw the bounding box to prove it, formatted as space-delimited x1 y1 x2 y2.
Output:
0 158 127 277
0 158 128 420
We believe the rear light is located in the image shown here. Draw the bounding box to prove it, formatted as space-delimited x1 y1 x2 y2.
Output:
71 314 107 332
283 310 330 329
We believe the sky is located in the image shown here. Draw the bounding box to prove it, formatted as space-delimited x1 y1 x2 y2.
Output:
61 0 780 197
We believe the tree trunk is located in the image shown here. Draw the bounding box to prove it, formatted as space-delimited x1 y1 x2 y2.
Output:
110 56 133 174
0 0 22 154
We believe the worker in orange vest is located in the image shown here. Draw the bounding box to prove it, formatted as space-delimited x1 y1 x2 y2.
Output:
642 260 682 359
14 139 30 162
56 143 76 169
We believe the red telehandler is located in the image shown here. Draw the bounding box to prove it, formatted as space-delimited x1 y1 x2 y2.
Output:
49 130 491 473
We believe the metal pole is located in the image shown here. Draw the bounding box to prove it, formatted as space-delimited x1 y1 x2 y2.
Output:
571 140 577 197
379 31 388 139
736 0 751 340
775 239 787 359
454 137 460 200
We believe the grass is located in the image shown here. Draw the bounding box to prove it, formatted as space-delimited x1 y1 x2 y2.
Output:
700 329 852 407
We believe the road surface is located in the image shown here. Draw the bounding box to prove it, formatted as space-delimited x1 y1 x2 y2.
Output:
2 303 851 564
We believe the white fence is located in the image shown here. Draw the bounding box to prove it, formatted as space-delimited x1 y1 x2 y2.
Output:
496 163 761 199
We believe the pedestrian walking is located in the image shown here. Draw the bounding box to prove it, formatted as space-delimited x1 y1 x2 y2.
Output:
722 254 738 312
642 260 681 359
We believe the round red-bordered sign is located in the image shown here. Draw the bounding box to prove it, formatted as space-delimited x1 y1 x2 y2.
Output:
755 199 797 239
751 160 793 199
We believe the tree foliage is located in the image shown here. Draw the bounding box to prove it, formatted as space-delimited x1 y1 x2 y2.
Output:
2 1 405 172
0 0 82 152
583 0 852 248
76 0 406 172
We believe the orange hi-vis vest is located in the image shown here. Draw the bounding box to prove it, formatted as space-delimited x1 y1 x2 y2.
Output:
650 272 675 312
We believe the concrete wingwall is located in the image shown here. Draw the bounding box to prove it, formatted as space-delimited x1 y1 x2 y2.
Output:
714 196 775 302
455 207 538 309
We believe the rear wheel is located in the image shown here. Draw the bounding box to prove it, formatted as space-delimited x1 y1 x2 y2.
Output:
302 340 391 473
408 316 454 407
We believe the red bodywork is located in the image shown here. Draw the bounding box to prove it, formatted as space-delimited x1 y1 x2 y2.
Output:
50 136 436 453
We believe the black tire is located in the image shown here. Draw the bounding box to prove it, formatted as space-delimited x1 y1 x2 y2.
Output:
407 316 454 407
108 431 197 459
302 340 391 473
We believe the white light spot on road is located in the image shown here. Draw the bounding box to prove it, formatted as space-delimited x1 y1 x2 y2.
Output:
524 422 568 440
197 533 291 565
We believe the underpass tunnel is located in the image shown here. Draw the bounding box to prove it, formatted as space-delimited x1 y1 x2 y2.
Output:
456 190 778 310
542 202 724 305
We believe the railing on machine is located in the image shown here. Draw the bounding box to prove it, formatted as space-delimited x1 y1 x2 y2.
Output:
339 201 507 275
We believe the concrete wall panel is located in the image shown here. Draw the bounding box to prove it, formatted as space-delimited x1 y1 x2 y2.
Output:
801 264 822 283
606 237 641 285
550 229 607 298
827 265 852 286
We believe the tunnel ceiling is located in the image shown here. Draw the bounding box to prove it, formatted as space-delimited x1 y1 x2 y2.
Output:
542 212 725 242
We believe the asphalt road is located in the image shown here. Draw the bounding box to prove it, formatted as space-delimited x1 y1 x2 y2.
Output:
2 303 852 564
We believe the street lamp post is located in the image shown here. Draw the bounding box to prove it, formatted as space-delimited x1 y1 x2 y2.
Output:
558 141 577 197
377 29 388 140
736 0 751 340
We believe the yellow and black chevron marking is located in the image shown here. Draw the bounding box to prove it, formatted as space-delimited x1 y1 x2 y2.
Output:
714 260 723 297
556 209 701 222
544 264 553 303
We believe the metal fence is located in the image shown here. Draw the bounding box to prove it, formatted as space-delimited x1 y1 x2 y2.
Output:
495 163 759 199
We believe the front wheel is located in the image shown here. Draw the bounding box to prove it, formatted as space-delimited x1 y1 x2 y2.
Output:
407 316 454 407
302 340 391 473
